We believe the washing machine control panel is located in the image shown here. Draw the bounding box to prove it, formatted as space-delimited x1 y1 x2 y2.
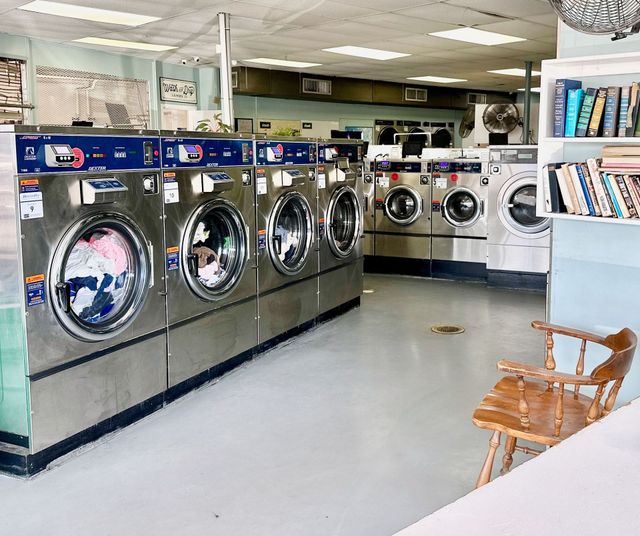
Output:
432 161 483 173
375 161 424 173
45 144 75 167
178 144 203 163
318 142 363 164
256 141 317 166
161 137 253 168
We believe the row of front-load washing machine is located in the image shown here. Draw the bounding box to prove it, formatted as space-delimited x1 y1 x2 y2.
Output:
0 126 364 474
363 146 550 289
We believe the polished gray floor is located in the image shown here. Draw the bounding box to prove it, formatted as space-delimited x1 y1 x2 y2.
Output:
0 275 545 536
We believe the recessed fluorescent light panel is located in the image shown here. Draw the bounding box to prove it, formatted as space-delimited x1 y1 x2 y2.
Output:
74 37 176 52
408 76 467 84
322 46 410 60
245 58 321 68
489 68 542 77
518 87 541 93
19 1 159 26
429 27 526 46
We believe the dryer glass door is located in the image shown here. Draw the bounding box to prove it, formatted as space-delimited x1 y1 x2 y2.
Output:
269 192 313 275
384 186 422 226
51 214 150 341
328 186 361 258
183 199 248 300
442 187 481 228
499 179 549 238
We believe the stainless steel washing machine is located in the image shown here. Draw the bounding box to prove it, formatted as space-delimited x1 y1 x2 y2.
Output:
317 140 364 315
431 159 490 279
0 126 166 457
160 131 257 388
255 138 318 344
487 146 550 289
373 158 431 275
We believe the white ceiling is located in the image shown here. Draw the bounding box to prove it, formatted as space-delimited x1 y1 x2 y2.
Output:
0 0 558 91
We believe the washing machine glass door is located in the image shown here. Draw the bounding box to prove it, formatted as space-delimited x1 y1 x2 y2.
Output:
442 187 481 227
269 191 314 275
328 186 361 258
183 199 248 300
378 126 398 145
500 179 549 238
50 214 151 342
432 128 452 149
384 186 422 226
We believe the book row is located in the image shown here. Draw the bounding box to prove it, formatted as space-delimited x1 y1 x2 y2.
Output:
554 79 640 138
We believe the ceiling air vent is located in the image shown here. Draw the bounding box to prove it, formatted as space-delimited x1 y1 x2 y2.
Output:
468 92 487 105
404 87 428 102
231 71 238 89
302 77 332 95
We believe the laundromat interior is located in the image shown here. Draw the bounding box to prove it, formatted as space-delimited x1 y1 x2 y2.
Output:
2 1 640 534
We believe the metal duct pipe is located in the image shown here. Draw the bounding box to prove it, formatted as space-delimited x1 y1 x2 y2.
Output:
218 12 234 130
523 60 532 144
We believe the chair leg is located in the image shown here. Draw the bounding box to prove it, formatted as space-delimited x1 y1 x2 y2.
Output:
476 430 501 488
501 435 517 475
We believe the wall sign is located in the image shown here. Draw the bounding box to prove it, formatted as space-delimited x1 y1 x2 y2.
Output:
302 122 313 129
160 77 198 104
260 121 272 129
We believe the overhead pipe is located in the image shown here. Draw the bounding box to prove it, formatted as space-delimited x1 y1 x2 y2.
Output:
523 60 532 144
218 12 234 130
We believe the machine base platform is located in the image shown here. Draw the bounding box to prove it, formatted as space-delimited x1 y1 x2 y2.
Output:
487 270 547 292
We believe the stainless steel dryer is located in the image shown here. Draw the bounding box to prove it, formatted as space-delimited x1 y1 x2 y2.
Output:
431 159 490 279
373 158 431 276
487 146 550 290
317 139 364 316
160 132 257 389
255 138 318 344
0 126 166 457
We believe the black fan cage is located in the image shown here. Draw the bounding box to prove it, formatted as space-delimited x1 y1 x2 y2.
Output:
549 0 640 34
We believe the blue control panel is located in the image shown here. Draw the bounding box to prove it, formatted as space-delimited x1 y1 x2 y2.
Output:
255 141 317 166
318 143 363 164
15 134 160 174
432 161 483 173
376 161 426 173
161 137 253 168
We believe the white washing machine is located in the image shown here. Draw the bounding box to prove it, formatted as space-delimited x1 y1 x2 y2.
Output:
487 146 550 289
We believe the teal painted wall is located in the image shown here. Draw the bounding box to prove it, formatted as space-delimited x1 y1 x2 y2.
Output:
550 24 640 404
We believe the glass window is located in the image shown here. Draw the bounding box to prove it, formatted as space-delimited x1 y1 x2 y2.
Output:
509 185 545 227
387 191 417 221
331 190 358 255
272 195 311 272
447 192 477 223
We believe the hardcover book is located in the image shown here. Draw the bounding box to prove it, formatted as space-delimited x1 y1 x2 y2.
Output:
565 88 585 137
618 86 631 137
576 88 597 137
554 79 582 137
603 86 621 137
587 88 607 137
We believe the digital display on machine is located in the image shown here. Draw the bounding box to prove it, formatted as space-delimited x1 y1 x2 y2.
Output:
184 145 198 153
52 145 73 155
433 161 483 173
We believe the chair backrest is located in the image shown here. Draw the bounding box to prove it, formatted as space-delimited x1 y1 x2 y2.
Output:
591 327 638 381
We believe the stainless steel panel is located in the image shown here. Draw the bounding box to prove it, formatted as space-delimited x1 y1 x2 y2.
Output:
29 332 166 452
20 170 167 375
375 172 431 236
258 277 318 343
363 232 375 256
163 166 257 325
375 234 430 260
168 298 257 387
362 162 376 235
487 244 550 273
319 259 363 315
432 237 487 263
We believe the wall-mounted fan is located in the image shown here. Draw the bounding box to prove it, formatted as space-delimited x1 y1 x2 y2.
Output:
548 0 640 40
482 103 521 134
459 106 475 138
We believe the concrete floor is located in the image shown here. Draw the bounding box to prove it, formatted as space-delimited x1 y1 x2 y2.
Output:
0 275 545 536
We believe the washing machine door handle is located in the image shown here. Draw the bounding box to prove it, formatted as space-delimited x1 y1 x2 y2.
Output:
187 253 199 277
55 282 71 314
273 234 282 255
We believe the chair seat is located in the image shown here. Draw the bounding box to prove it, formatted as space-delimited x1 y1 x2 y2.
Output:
472 376 598 446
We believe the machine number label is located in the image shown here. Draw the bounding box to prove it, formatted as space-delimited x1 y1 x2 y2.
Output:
256 171 267 195
25 274 45 307
258 229 267 250
166 247 180 271
163 173 180 204
379 176 390 188
317 172 326 190
19 179 44 220
434 177 447 189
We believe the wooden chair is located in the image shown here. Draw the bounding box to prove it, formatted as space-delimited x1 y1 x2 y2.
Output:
473 320 637 488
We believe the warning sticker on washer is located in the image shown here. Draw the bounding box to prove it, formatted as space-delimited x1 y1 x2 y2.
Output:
258 229 267 250
379 176 390 188
19 179 44 220
256 169 267 195
319 217 325 238
166 246 179 271
434 177 448 189
163 172 179 204
318 172 326 190
25 274 45 307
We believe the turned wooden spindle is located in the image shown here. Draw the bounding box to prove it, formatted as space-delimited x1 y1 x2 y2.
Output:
501 436 517 475
517 375 530 429
586 383 606 424
476 430 501 488
545 330 556 391
602 378 623 417
574 339 587 398
554 383 565 437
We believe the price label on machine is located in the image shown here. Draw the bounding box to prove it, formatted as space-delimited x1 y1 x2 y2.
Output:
163 173 179 204
434 177 448 189
256 169 267 195
19 179 44 220
317 172 326 190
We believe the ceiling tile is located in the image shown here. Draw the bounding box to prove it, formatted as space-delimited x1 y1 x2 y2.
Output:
396 3 507 26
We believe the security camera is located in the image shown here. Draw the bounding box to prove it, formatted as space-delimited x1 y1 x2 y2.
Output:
192 56 201 63
181 59 188 65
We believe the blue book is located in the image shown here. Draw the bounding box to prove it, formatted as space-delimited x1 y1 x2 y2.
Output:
602 173 623 217
618 86 631 136
554 79 582 137
603 86 621 137
575 164 596 215
564 88 585 137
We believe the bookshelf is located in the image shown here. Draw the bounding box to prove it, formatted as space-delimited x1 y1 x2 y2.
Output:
537 52 640 226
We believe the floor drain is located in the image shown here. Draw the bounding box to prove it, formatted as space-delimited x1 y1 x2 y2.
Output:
363 289 375 294
431 324 465 335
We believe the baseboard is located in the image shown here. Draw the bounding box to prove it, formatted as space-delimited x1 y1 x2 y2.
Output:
364 256 431 277
431 260 488 281
317 297 360 324
487 270 547 292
